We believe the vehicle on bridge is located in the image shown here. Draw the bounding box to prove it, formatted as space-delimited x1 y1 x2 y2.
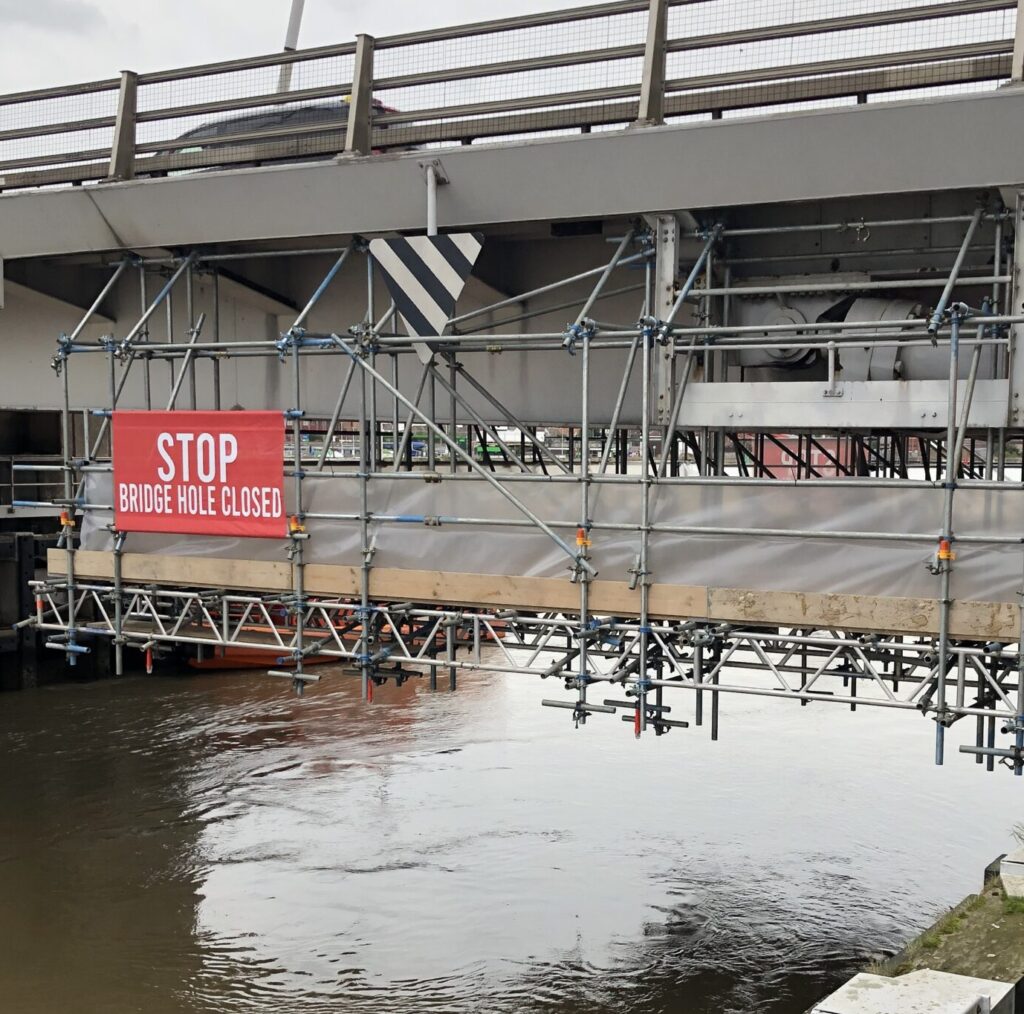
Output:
152 98 402 174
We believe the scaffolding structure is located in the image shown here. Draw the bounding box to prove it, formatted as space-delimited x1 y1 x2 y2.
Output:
3 0 1024 772
17 180 1024 776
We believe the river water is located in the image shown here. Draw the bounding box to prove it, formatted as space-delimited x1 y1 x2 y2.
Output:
1 665 1020 1013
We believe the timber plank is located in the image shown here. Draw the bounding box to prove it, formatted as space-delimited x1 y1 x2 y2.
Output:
50 550 1020 640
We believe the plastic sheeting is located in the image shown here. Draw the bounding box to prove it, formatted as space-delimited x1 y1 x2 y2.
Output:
81 472 1024 604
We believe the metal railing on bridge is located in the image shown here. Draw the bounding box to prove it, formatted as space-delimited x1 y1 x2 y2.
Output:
1 0 1022 191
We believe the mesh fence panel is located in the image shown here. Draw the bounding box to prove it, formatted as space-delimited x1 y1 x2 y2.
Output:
135 51 356 173
0 87 117 174
665 0 1016 120
373 10 648 146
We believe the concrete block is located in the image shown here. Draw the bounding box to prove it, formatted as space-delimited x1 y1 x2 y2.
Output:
813 969 1015 1014
1001 850 1024 899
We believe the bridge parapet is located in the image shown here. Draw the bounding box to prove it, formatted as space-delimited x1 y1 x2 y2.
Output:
1 0 1021 191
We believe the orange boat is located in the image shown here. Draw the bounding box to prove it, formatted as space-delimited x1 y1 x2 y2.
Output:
187 613 505 671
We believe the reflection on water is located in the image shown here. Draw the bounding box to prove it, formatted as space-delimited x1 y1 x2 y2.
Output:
0 665 1019 1013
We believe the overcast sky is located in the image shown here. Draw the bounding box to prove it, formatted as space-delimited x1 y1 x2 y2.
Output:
1 0 596 92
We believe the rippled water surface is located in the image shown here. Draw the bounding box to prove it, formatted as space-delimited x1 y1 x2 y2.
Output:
1 666 1020 1013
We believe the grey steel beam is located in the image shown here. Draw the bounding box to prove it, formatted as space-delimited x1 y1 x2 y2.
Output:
3 90 1024 259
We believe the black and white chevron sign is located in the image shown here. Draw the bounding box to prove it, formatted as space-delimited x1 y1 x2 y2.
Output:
369 233 483 363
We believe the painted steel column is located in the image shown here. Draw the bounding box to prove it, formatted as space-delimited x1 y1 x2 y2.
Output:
652 215 678 425
636 0 668 125
344 34 376 156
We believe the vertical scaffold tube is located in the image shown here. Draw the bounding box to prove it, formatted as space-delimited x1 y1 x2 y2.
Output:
638 306 652 735
391 363 432 472
928 208 984 334
212 270 222 411
60 360 77 666
597 334 640 476
391 355 400 464
358 361 372 702
936 309 963 764
140 267 152 409
1015 555 1024 776
112 531 125 676
291 339 307 690
367 256 378 475
578 332 591 719
186 263 197 410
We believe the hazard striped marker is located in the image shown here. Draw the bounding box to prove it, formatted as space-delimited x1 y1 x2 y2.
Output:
369 234 483 363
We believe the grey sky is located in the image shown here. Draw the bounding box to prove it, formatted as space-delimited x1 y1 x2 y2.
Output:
1 0 594 92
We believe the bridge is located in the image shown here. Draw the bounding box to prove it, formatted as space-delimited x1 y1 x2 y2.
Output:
3 0 1024 772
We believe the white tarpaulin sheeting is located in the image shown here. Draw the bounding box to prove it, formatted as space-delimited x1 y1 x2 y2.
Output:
82 473 1024 604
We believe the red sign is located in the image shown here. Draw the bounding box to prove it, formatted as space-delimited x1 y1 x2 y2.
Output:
113 411 286 538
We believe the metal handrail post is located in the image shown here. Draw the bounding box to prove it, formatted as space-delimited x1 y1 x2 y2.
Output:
278 0 307 93
344 34 375 155
1013 0 1024 80
107 70 138 181
636 0 668 125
